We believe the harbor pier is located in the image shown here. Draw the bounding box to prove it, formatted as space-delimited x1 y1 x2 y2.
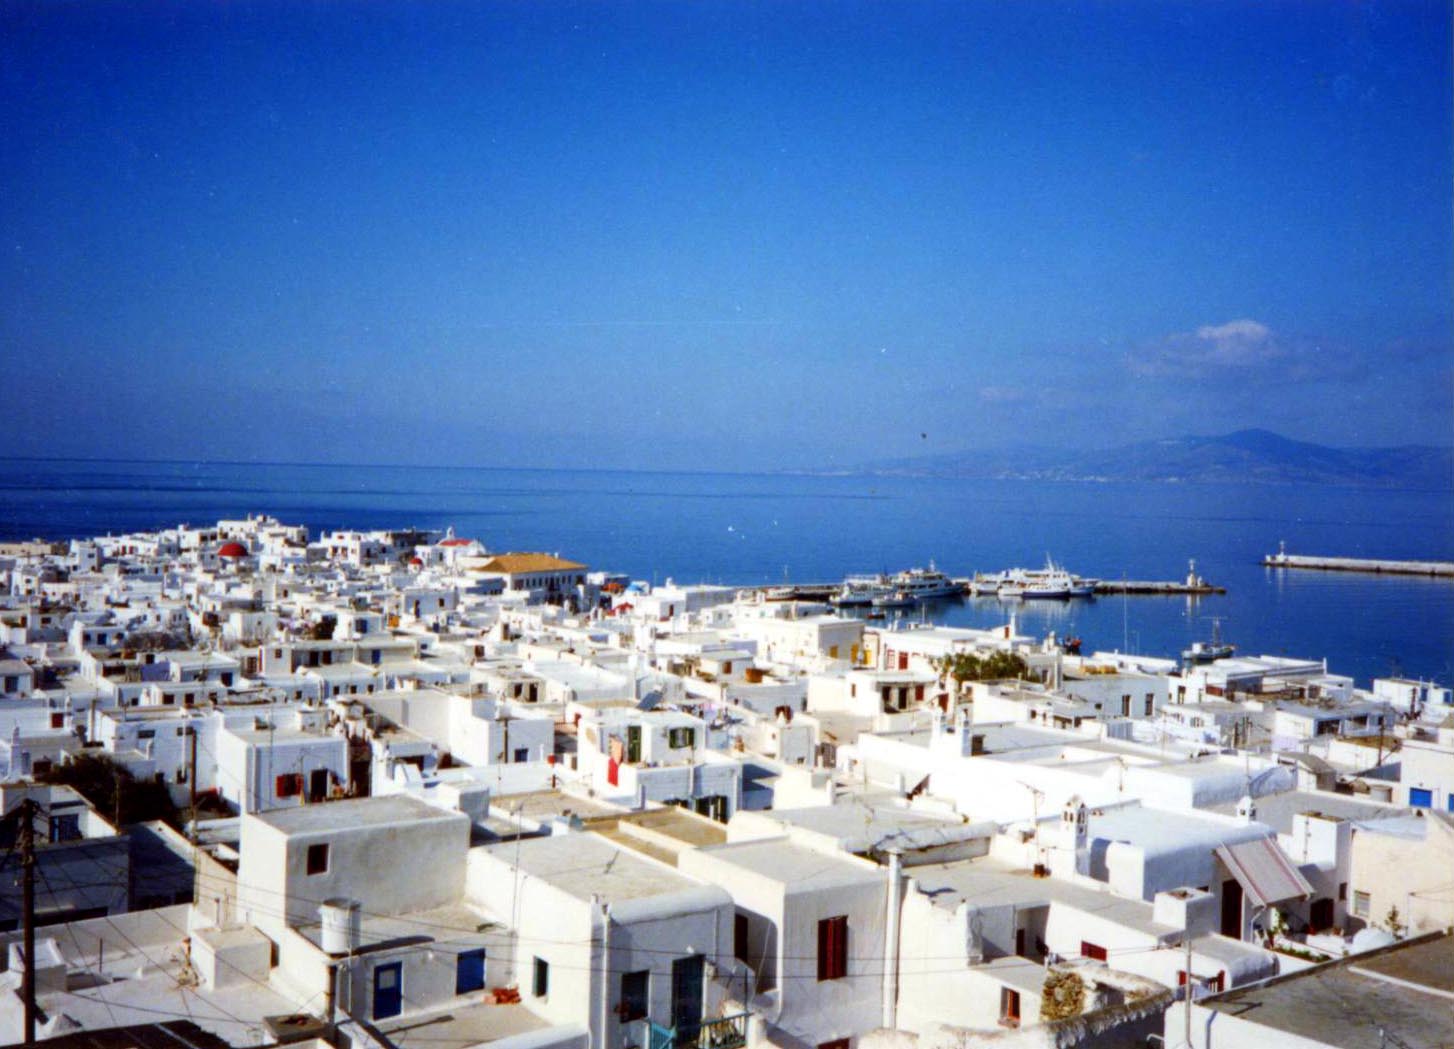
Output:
1263 547 1454 578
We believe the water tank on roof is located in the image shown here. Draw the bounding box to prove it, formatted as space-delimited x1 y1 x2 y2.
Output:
320 898 361 955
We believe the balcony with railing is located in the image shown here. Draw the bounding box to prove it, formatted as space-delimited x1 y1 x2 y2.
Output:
645 1012 749 1049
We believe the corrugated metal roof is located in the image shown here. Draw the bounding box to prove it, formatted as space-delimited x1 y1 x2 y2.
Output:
1215 836 1313 908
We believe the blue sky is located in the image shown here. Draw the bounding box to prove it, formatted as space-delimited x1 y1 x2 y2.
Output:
2 1 1450 470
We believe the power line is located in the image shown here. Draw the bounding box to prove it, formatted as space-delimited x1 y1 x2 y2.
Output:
184 867 1190 978
30 856 262 1038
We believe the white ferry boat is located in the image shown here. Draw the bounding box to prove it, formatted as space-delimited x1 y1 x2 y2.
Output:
888 562 961 599
830 573 891 607
1021 568 1077 599
988 557 1096 599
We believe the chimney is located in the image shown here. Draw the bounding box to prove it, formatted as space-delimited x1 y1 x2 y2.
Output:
883 850 903 1029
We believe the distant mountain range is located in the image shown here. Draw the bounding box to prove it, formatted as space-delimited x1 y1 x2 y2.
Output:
843 429 1454 489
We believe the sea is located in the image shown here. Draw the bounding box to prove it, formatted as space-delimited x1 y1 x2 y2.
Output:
1 458 1450 688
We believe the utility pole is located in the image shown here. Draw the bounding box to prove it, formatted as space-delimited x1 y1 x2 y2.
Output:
1183 934 1193 1049
188 723 199 843
20 798 37 1046
188 721 201 911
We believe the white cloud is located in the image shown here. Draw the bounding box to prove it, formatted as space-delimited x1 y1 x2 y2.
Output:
1131 318 1283 376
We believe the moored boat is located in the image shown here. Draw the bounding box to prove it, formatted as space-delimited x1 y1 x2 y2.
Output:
872 589 916 608
830 573 891 607
988 556 1097 599
1183 618 1235 664
889 561 960 599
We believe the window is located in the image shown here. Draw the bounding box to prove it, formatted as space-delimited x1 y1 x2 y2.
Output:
1080 941 1107 962
532 957 549 998
306 843 329 875
1353 891 1371 918
619 970 649 1022
1409 787 1433 808
276 773 303 798
734 912 749 963
668 727 696 749
817 916 848 981
456 948 486 995
999 987 1021 1027
513 748 528 763
1338 882 1347 901
49 713 63 729
48 814 80 843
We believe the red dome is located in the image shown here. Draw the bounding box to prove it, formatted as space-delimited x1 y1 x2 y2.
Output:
410 557 424 565
217 542 248 558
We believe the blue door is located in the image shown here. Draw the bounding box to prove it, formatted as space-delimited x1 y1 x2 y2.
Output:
671 955 704 1043
373 961 403 1020
1410 787 1433 808
456 948 486 994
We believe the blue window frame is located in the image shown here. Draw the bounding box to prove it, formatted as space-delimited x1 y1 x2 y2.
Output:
1410 787 1433 809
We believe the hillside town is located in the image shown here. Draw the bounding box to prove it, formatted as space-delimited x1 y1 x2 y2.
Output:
0 515 1449 1049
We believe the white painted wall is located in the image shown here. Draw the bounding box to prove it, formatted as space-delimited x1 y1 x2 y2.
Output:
236 799 469 938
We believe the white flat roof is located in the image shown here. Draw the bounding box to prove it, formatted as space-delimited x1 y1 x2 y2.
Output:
697 837 883 890
909 857 1171 937
482 831 700 904
253 794 460 835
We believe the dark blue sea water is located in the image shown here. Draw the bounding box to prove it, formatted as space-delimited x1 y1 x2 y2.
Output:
2 458 1451 687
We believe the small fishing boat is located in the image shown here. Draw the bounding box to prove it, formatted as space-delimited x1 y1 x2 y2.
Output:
872 589 916 609
1183 618 1234 664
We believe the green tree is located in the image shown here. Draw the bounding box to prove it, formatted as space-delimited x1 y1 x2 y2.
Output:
122 629 192 652
37 753 180 828
936 651 1029 686
1384 905 1405 939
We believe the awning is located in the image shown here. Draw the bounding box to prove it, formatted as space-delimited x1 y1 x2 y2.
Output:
1215 837 1313 908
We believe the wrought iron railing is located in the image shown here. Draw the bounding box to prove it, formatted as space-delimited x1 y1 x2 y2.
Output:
645 1012 749 1049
